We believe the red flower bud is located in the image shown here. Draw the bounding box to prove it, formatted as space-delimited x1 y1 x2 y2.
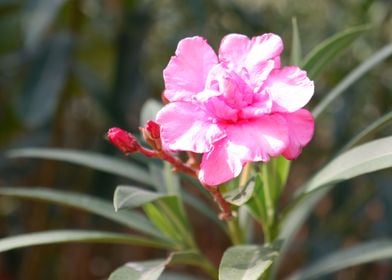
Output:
107 127 140 154
145 120 160 139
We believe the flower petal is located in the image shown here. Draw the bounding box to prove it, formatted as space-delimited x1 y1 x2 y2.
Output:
281 109 315 159
225 114 289 162
219 33 283 73
199 138 246 186
263 66 314 112
156 102 225 153
163 36 218 102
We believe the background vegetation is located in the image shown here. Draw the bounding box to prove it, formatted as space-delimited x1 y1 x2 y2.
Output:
0 0 391 279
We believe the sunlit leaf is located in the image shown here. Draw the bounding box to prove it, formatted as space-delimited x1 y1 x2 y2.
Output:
219 242 280 280
144 196 194 248
275 137 392 276
114 185 171 211
312 42 392 118
298 136 392 195
6 148 153 186
109 259 168 280
0 230 170 253
109 251 213 280
288 239 392 280
0 187 165 240
223 178 255 207
301 24 369 79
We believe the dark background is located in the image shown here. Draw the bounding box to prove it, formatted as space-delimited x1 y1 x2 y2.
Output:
0 0 391 279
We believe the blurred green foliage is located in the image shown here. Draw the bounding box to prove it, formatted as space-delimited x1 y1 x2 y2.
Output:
0 0 391 279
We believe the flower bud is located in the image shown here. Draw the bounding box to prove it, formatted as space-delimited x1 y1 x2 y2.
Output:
107 127 140 154
146 120 160 139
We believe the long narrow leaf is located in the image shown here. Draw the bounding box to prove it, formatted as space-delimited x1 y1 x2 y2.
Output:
298 136 392 195
339 111 392 153
275 137 392 276
109 251 214 280
6 148 153 186
0 230 171 253
109 259 168 280
301 25 369 79
312 42 392 118
114 185 172 211
219 242 280 280
0 187 165 240
290 17 301 65
287 239 392 280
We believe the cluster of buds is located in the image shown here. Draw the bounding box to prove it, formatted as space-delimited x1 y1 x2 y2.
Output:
107 121 198 178
106 121 233 220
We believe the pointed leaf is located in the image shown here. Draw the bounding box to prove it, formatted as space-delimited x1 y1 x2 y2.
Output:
108 251 200 280
219 242 280 280
275 137 392 276
223 178 255 207
288 239 392 280
23 0 66 51
6 148 153 186
301 25 369 79
313 42 392 118
339 111 392 153
290 17 301 65
0 230 170 253
0 187 164 240
114 185 171 211
299 136 392 195
109 259 168 280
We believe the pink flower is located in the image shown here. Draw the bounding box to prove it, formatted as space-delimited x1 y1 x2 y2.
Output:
156 34 314 186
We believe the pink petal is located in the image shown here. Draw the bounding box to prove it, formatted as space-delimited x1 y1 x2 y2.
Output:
225 114 289 162
219 33 283 73
163 36 218 102
281 109 314 159
156 102 225 153
263 66 314 112
199 138 246 186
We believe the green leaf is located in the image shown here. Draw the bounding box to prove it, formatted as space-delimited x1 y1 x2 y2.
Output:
301 24 369 79
246 174 267 223
312 42 392 118
114 185 171 211
109 259 168 280
219 242 280 280
109 250 214 280
182 192 225 231
21 34 71 128
144 197 195 248
0 230 171 253
23 0 66 51
222 178 255 206
0 187 164 240
6 148 153 186
275 137 392 277
298 136 392 195
288 239 392 280
339 111 392 153
290 17 301 65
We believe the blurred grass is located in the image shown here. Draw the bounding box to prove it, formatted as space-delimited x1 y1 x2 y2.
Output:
0 0 391 279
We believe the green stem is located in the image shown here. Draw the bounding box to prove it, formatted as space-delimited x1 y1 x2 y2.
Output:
197 256 219 279
227 217 244 245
